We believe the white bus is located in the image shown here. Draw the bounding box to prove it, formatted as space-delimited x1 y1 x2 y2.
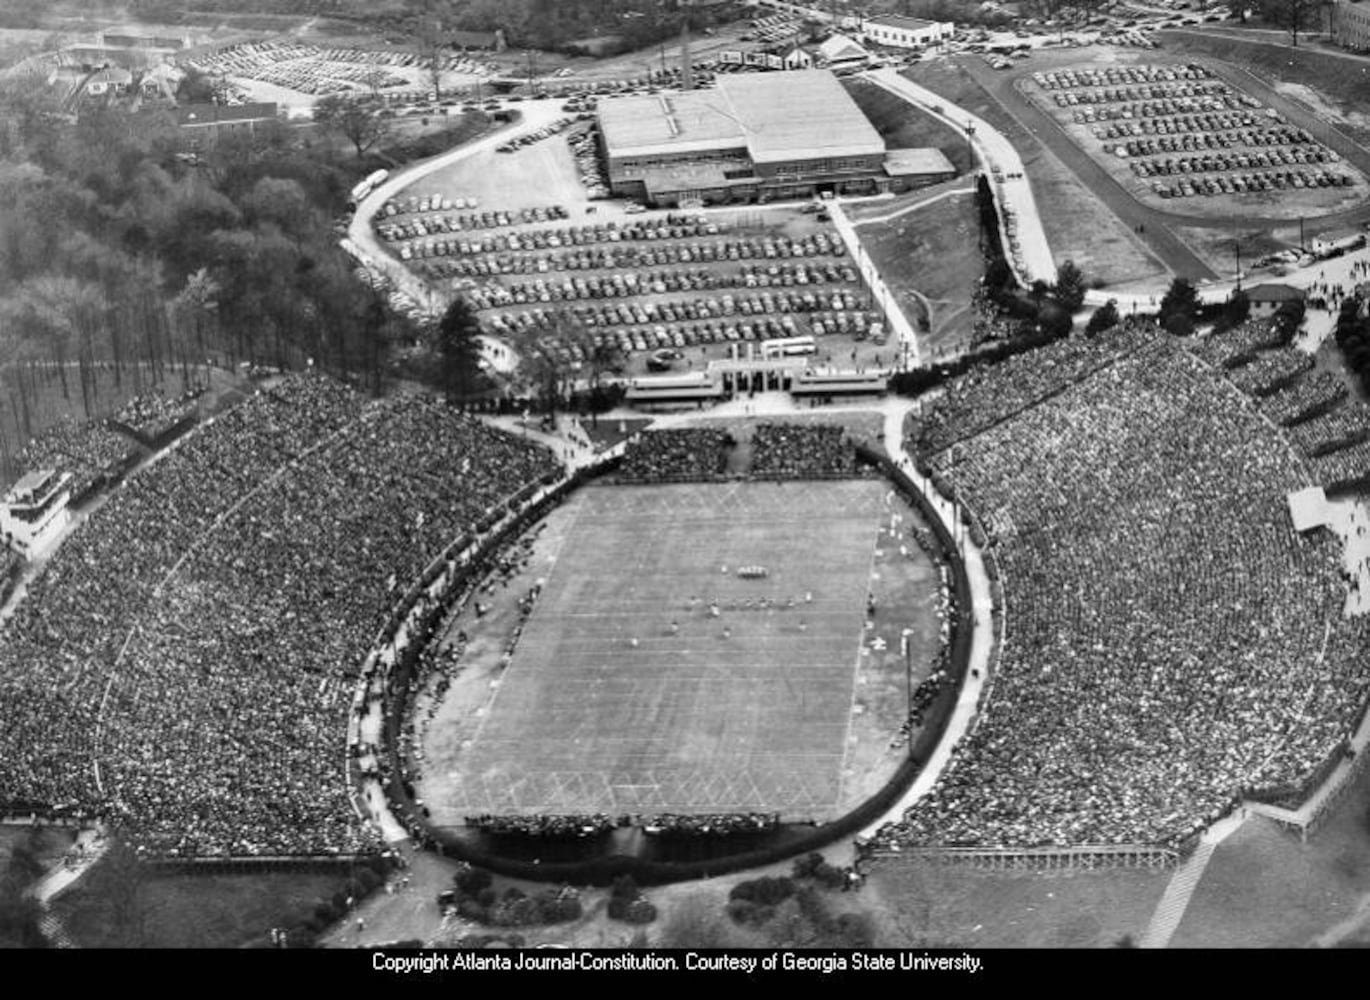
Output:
349 169 389 205
761 335 817 359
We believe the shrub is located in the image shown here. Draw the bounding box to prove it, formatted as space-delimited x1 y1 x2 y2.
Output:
727 899 775 927
454 864 493 895
610 874 639 901
812 863 849 891
623 899 658 925
357 869 381 892
607 896 628 920
730 877 796 906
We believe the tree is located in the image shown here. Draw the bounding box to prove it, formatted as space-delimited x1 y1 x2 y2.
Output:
1084 298 1120 337
1159 276 1200 335
1030 279 1050 312
1258 0 1324 46
1272 298 1307 344
313 93 392 160
1052 259 1087 312
436 297 487 400
1223 288 1251 329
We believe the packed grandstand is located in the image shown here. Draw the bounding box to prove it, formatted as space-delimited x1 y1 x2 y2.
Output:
876 320 1370 852
0 373 558 856
3 317 1368 863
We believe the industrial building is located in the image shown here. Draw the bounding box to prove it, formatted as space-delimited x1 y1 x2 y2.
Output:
597 69 954 206
861 15 956 50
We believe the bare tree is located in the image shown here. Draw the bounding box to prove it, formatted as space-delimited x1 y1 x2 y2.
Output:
314 92 393 160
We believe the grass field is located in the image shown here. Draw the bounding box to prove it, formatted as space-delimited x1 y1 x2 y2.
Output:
851 189 983 357
844 78 976 176
432 479 890 822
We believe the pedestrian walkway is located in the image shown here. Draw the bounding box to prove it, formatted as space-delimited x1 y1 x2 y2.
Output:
1138 809 1246 949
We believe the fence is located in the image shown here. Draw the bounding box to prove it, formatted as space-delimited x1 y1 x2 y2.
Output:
865 843 1181 872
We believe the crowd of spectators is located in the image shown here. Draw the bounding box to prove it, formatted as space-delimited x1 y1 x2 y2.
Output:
912 320 1152 457
616 428 733 483
750 423 859 479
0 373 558 857
110 387 203 444
1289 400 1370 456
1225 349 1314 398
639 812 780 837
1259 371 1348 428
16 416 140 501
880 331 1370 850
465 814 617 838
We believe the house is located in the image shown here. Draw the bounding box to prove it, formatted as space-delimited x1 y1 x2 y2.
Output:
448 28 506 51
817 33 871 73
1244 283 1306 318
781 44 813 70
85 66 133 98
862 14 956 50
1311 227 1366 255
139 62 185 101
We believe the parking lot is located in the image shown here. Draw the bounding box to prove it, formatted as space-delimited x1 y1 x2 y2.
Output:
1022 61 1368 220
373 110 901 381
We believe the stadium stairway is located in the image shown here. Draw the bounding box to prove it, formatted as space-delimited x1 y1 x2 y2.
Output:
38 909 78 949
1139 809 1247 948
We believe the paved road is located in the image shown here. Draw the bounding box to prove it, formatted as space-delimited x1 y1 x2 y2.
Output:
864 68 1060 287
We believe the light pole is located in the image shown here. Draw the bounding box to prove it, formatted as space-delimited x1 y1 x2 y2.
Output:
965 121 977 172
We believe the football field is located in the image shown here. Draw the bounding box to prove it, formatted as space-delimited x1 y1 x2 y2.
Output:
442 479 890 821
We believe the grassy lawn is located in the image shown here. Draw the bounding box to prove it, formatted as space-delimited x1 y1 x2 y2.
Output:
844 78 976 176
51 862 363 948
852 190 983 358
1171 764 1370 948
861 857 1170 947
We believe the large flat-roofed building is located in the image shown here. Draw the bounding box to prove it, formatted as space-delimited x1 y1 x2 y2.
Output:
599 69 943 206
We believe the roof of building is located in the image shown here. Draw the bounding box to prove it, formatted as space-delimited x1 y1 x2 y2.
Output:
1287 485 1330 532
598 92 748 159
174 102 278 127
89 66 133 85
715 70 884 164
601 70 884 166
884 147 956 176
866 14 943 31
818 33 870 63
1244 282 1306 302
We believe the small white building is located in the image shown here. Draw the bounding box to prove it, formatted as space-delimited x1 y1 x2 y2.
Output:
781 44 813 70
817 33 872 72
862 15 956 50
1 470 72 558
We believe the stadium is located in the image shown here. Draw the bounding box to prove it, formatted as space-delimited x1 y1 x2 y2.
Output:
597 69 953 206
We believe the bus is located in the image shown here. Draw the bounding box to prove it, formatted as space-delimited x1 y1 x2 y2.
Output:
760 335 817 359
349 169 389 206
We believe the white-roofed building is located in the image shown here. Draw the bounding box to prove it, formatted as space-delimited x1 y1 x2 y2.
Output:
817 33 872 72
599 69 919 206
861 14 955 50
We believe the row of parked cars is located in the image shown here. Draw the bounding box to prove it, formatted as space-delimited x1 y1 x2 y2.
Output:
1116 134 1326 160
1126 146 1334 172
378 205 571 242
568 124 611 200
1092 115 1287 141
464 260 863 308
408 233 848 280
1035 63 1215 91
1153 169 1352 198
496 116 581 154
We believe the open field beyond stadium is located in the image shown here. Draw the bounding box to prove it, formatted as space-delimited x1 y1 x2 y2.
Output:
429 479 890 822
